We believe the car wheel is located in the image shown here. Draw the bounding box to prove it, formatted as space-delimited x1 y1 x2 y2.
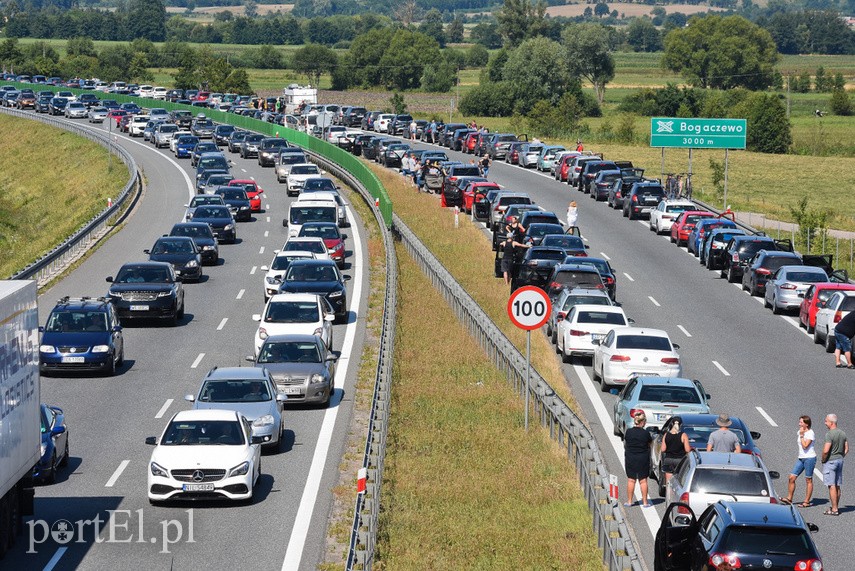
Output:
763 293 770 307
46 453 57 484
600 378 611 392
807 322 815 334
106 355 116 376
561 348 570 364
613 423 622 438
116 347 124 367
772 296 782 314
592 365 601 383
726 268 736 283
825 331 836 353
813 325 823 345
59 439 69 468
546 322 553 338
622 208 628 218
658 475 667 498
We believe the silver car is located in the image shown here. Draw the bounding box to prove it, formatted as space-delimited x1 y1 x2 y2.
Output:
250 334 337 407
546 287 612 345
154 124 180 148
612 376 710 438
185 366 286 452
64 101 88 118
517 143 544 168
88 106 108 123
764 265 828 314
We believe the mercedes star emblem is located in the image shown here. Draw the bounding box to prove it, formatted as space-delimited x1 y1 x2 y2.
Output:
192 470 205 482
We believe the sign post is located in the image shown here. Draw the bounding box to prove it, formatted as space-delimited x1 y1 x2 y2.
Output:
507 286 551 431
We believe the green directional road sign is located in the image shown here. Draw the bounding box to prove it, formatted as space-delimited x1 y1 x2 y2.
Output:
650 117 747 149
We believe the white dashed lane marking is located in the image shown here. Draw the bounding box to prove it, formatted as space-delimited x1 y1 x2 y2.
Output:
236 289 245 300
250 266 257 275
712 360 731 376
599 252 610 260
105 460 129 487
755 406 779 427
217 318 228 331
648 296 661 307
623 273 635 282
191 353 205 368
677 325 692 337
264 231 269 238
259 246 265 254
266 216 271 222
155 399 173 419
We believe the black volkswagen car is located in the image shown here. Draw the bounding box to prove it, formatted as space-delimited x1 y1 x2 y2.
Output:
189 205 236 243
144 236 203 282
278 259 350 323
169 222 219 265
213 186 252 222
106 262 185 325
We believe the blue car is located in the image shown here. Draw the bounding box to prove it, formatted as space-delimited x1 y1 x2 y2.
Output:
701 227 746 267
687 218 737 257
39 297 124 376
174 135 199 158
34 403 70 484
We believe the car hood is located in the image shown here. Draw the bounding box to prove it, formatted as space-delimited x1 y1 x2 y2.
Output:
149 253 197 265
192 400 274 421
191 216 231 227
110 283 174 292
151 444 250 468
262 362 327 378
41 331 111 346
280 281 343 295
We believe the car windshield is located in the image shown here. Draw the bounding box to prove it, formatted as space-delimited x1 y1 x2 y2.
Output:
543 236 581 249
528 225 564 238
763 257 800 271
785 271 826 283
300 225 339 239
304 179 336 191
565 295 611 308
159 125 178 133
200 380 271 403
245 135 264 143
153 240 193 254
291 165 319 175
529 249 566 261
178 136 199 144
196 144 218 153
719 527 814 558
272 255 309 271
683 425 747 446
570 259 609 276
115 265 172 283
46 310 108 332
690 468 769 496
172 225 211 238
638 386 700 404
258 341 321 363
738 240 773 254
285 264 338 282
191 196 222 207
615 335 671 351
285 241 326 255
219 189 247 200
290 207 336 224
554 270 603 288
199 158 228 169
161 420 244 446
194 207 229 219
577 311 626 325
265 301 319 323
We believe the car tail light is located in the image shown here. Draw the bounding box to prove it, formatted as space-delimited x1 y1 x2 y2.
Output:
781 283 797 290
756 268 771 275
632 195 638 202
709 553 741 569
610 355 631 362
574 166 581 172
604 276 615 285
616 191 622 199
661 357 680 365
834 311 843 323
569 329 587 336
549 281 561 290
678 493 690 514
770 496 778 504
732 253 740 262
794 559 823 571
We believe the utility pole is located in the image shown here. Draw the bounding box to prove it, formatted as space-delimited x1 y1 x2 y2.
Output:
455 65 460 121
786 72 791 119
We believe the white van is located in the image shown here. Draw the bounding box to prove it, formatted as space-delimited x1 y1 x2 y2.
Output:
297 190 347 227
285 200 338 238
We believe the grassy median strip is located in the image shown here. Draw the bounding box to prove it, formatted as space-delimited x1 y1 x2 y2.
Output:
379 243 602 569
0 113 129 278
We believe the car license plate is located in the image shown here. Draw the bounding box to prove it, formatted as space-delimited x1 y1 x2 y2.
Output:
130 305 148 311
655 413 670 421
591 333 605 342
182 483 215 492
283 386 302 395
61 356 85 363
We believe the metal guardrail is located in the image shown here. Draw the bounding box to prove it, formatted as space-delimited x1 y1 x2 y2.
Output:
1 106 140 285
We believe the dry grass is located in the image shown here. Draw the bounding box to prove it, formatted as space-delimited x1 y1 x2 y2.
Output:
546 1 726 17
0 114 129 278
379 242 602 569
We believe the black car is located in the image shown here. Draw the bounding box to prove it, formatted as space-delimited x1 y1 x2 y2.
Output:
623 181 666 220
391 114 413 136
190 205 236 243
191 142 220 167
195 153 231 181
704 228 747 270
212 124 236 146
78 93 100 108
35 96 52 113
227 130 249 153
441 123 468 147
607 168 647 210
742 250 802 296
214 186 252 222
545 263 606 300
361 137 382 161
524 223 565 247
278 259 350 322
361 110 382 130
106 262 185 325
720 235 791 283
48 97 68 115
590 169 622 201
144 236 203 282
654 501 821 571
343 106 366 127
510 247 568 291
38 296 124 376
169 222 219 265
563 256 616 301
258 137 290 167
240 133 265 158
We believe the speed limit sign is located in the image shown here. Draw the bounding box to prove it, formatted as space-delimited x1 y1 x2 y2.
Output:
507 286 551 331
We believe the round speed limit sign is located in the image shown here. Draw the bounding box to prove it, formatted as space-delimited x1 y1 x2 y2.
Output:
507 286 552 331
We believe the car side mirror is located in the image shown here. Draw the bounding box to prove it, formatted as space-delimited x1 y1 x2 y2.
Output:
750 431 761 439
807 523 819 533
797 292 805 298
143 249 151 254
627 318 635 325
105 276 114 283
252 314 262 321
342 234 348 240
705 393 711 400
245 355 255 362
769 471 780 480
260 265 269 271
276 393 288 403
112 325 122 332
326 354 338 361
282 219 288 227
145 436 157 445
584 244 590 249
183 204 189 208
672 344 680 350
591 338 601 345
51 425 66 436
343 275 352 281
674 515 692 526
184 394 195 402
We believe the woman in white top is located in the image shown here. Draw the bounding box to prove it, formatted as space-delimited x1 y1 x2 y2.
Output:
566 201 578 228
783 415 816 507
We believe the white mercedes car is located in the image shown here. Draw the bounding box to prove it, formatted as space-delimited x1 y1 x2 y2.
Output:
146 409 262 503
648 199 695 234
252 293 334 355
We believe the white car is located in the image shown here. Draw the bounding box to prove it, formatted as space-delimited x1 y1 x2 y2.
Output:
146 409 262 503
138 85 154 98
169 130 192 153
649 199 695 234
375 113 395 133
252 293 334 355
152 86 168 100
149 108 170 121
286 163 323 197
261 250 317 302
557 304 633 361
56 90 77 102
592 327 682 392
281 237 331 261
325 126 347 145
129 115 150 137
814 290 855 350
64 101 88 118
298 188 348 227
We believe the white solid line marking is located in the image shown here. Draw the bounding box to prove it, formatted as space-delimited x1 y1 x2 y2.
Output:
282 200 365 570
623 272 635 282
43 547 68 571
755 297 764 304
155 399 173 419
732 282 742 289
782 316 812 337
236 289 245 300
217 318 228 331
648 296 661 307
105 460 129 487
637 220 648 228
250 266 257 275
259 246 265 254
599 252 611 260
264 230 269 238
755 406 779 427
712 360 731 376
677 325 692 337
191 353 205 368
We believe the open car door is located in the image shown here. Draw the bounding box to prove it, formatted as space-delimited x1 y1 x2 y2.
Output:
774 238 794 252
802 253 835 276
565 226 582 238
653 502 699 571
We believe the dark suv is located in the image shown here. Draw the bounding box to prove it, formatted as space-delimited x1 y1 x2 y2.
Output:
655 500 822 571
343 107 366 127
39 297 124 376
742 250 802 296
546 263 606 300
579 161 619 194
484 133 519 160
391 114 413 136
623 181 666 220
106 262 185 325
257 137 290 167
720 235 792 283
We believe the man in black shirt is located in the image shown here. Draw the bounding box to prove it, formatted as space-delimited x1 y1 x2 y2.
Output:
834 310 855 368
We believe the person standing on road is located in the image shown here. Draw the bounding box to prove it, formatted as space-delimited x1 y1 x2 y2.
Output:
833 310 855 368
706 414 742 453
409 119 417 141
429 119 437 143
479 154 491 178
782 415 817 507
500 221 529 286
661 417 690 484
822 413 848 516
624 412 653 508
566 201 578 228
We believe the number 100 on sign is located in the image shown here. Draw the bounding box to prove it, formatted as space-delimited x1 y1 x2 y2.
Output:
507 286 552 331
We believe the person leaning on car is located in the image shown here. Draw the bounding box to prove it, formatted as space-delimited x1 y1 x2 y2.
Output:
706 413 742 453
833 309 855 368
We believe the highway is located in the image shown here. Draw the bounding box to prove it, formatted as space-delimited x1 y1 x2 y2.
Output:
398 136 853 569
2 113 370 571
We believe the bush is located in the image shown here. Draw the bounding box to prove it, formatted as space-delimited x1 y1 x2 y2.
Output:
466 44 489 68
459 81 516 117
830 88 852 116
421 61 456 93
733 92 791 154
615 113 636 143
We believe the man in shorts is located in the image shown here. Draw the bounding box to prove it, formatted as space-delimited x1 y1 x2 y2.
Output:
834 310 855 368
822 413 848 515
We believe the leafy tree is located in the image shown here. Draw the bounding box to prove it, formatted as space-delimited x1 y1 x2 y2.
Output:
466 44 489 68
594 2 610 17
420 9 446 48
830 87 852 116
0 38 24 69
241 44 285 69
291 43 338 87
379 29 442 91
496 0 547 47
625 18 661 52
562 23 615 104
459 81 516 116
526 91 582 137
732 92 791 153
244 0 257 18
502 36 568 113
390 92 407 114
662 15 778 90
345 27 395 88
794 71 811 93
833 73 846 90
485 46 509 82
421 59 456 92
650 6 666 26
126 0 167 42
447 17 464 44
67 37 96 57
814 66 829 92
22 41 59 62
470 21 502 49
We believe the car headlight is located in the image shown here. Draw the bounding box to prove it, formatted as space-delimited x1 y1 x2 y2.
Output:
224 224 234 231
258 327 268 340
328 290 343 298
185 260 198 268
229 461 250 477
310 373 326 385
239 206 248 210
41 442 47 457
40 344 56 353
92 345 110 353
150 462 168 477
252 415 274 428
202 245 215 251
157 291 173 298
265 276 281 285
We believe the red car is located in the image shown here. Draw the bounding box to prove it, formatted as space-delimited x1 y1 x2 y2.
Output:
670 211 715 247
107 109 127 128
299 222 346 267
227 179 264 212
555 153 579 182
799 282 855 332
463 132 480 154
194 91 210 102
463 182 500 214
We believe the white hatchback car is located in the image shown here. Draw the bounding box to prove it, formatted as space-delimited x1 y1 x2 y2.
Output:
252 293 334 355
146 409 262 503
557 304 633 361
281 237 330 261
375 113 395 133
814 290 855 350
592 327 682 392
649 200 696 234
261 250 317 302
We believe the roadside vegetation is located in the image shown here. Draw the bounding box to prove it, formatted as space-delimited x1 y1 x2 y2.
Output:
0 113 128 279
